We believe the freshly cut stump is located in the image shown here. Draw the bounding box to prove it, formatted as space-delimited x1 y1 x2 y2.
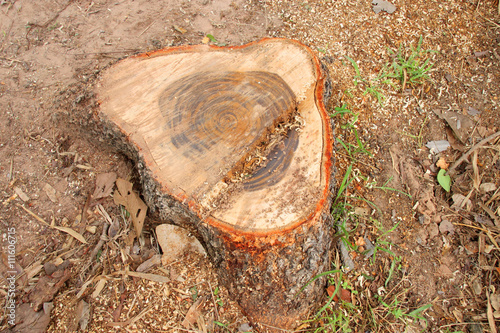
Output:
95 38 334 331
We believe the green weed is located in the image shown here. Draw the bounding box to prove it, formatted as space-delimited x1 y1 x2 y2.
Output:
345 56 391 105
331 104 372 159
385 36 436 90
345 36 435 105
397 115 428 148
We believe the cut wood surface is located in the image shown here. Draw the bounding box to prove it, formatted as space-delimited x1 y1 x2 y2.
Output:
95 38 334 331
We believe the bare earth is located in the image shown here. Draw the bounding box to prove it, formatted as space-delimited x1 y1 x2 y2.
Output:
1 0 499 332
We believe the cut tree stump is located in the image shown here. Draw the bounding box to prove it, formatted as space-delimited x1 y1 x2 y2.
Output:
95 38 334 331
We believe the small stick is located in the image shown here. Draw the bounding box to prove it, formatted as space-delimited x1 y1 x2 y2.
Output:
448 130 500 176
9 157 13 181
139 20 155 37
78 192 92 233
90 223 109 261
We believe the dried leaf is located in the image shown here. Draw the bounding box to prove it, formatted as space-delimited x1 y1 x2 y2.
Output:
114 178 147 237
29 269 71 311
487 293 498 333
53 225 88 244
432 109 474 143
136 254 162 273
472 151 480 190
425 140 450 153
439 219 455 234
451 193 472 210
92 172 117 199
326 285 352 303
43 183 58 203
12 303 53 333
122 270 170 283
75 299 90 330
86 225 97 234
76 279 94 299
108 218 120 238
480 183 497 193
355 237 366 246
201 36 210 44
491 294 500 311
181 298 203 328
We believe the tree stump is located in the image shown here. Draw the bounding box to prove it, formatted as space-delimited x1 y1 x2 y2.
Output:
95 38 334 331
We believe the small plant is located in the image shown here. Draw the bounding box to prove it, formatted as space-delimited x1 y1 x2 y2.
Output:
344 37 435 105
213 286 223 307
397 115 428 148
345 56 390 105
385 36 436 90
331 104 372 159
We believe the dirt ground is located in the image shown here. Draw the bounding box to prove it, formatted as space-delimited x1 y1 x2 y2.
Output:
1 0 499 332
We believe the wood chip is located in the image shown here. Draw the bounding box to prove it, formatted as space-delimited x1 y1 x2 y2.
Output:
43 183 58 203
92 278 107 298
14 186 30 201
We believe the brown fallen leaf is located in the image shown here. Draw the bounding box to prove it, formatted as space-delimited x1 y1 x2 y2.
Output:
433 108 474 143
182 298 203 329
472 151 480 190
75 299 90 331
113 178 147 237
92 278 107 298
355 237 366 247
114 270 170 283
326 285 352 303
92 172 117 199
136 254 161 273
10 302 53 333
439 219 455 234
487 292 498 333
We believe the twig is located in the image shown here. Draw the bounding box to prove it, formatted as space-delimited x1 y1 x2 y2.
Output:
448 130 500 176
139 20 155 37
9 157 13 181
207 280 220 321
90 222 109 261
78 192 92 233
